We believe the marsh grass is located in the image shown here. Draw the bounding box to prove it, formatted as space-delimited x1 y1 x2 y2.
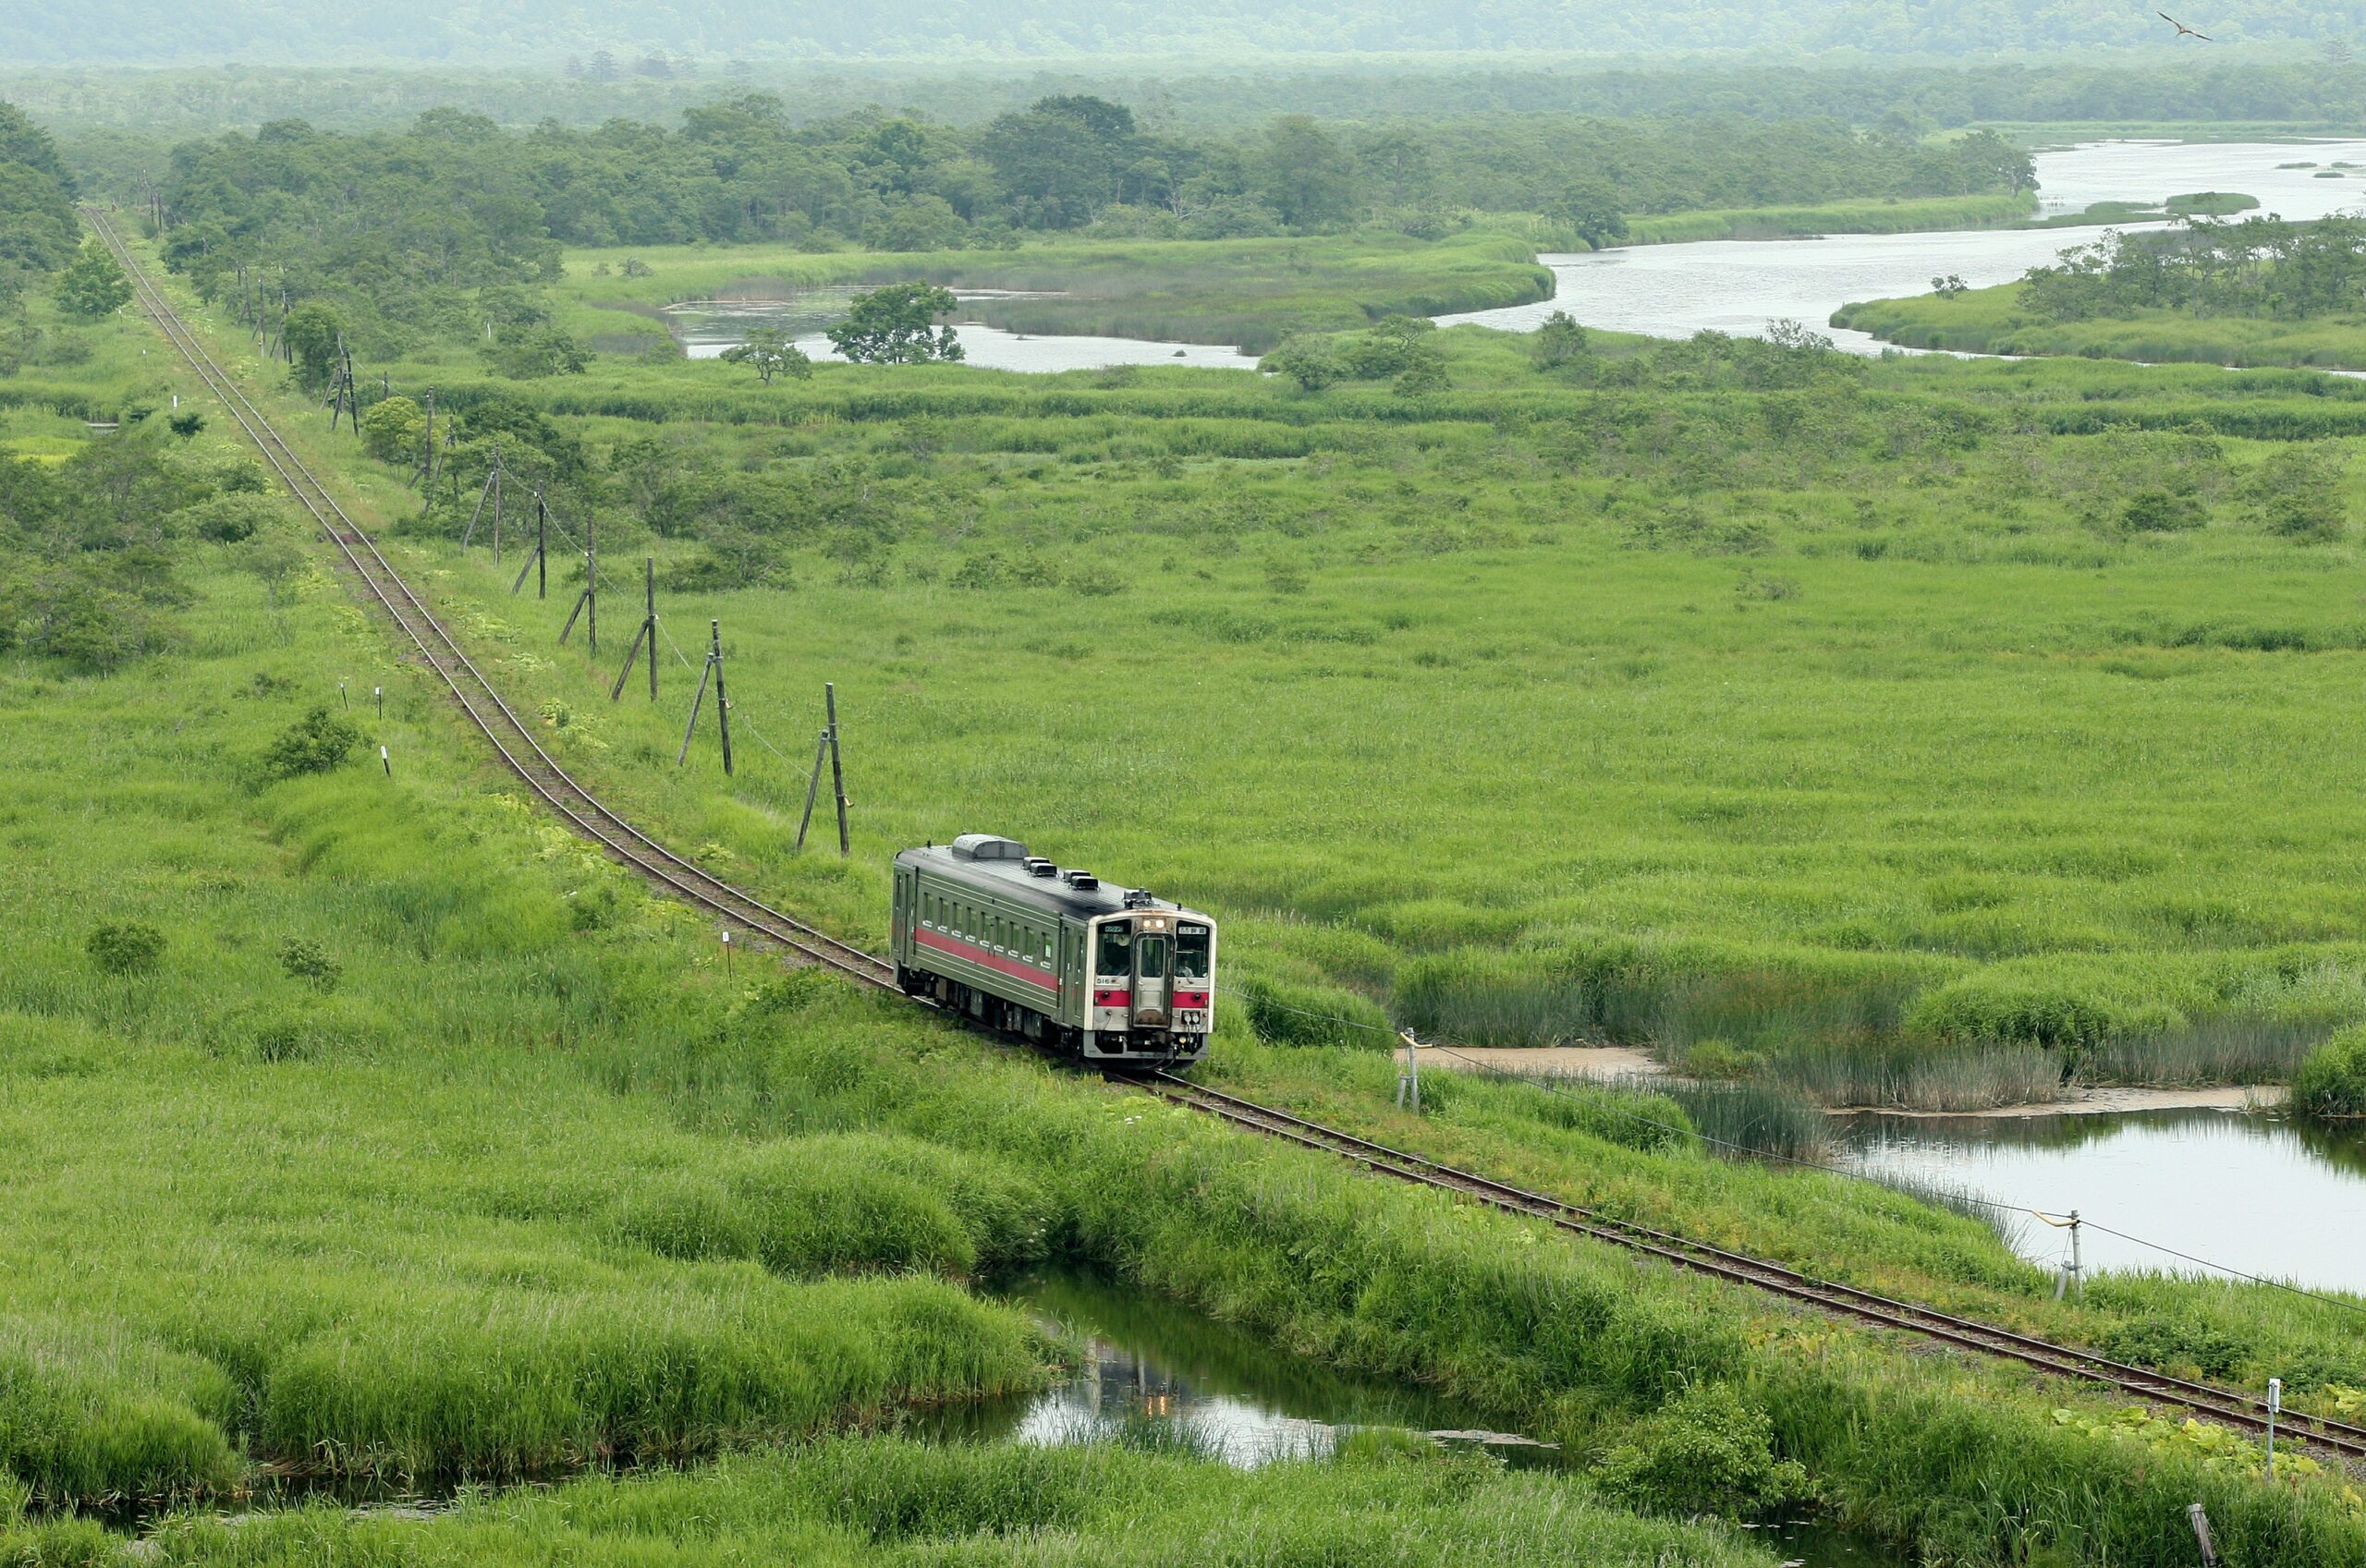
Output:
32 244 2366 1564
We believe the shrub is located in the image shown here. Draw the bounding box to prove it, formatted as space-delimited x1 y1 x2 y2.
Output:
2094 1313 2249 1380
278 939 341 990
262 706 362 778
2291 1025 2366 1118
1592 1382 1811 1520
85 922 165 977
360 396 425 464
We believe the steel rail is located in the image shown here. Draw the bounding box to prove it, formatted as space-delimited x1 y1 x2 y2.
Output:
85 207 897 991
1143 1073 2366 1462
90 208 2362 1469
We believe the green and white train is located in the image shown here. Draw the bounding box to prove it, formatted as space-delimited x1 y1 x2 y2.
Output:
892 833 1214 1064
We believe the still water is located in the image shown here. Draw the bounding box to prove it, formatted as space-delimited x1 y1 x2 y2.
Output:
922 1268 1891 1567
1840 1110 2366 1295
665 292 1252 371
1440 138 2366 349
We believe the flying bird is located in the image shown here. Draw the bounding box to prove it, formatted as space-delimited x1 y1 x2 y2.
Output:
2158 10 2213 39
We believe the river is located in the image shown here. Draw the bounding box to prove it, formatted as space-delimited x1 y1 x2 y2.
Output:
1439 137 2366 350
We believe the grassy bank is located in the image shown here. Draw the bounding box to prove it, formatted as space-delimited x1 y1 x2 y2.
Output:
1624 190 2036 246
9 300 2366 1564
557 231 1554 355
60 1440 1775 1566
1834 279 2366 370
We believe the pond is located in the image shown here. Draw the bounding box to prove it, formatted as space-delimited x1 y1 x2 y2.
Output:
1839 1108 2366 1295
1438 137 2366 350
917 1267 1896 1567
664 291 1253 372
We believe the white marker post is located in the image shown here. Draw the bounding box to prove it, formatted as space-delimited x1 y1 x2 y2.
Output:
2267 1377 2282 1481
722 929 733 977
379 745 390 776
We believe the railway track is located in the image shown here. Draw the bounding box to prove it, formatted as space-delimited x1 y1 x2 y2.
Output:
84 207 899 994
1140 1074 2366 1464
90 209 2365 1468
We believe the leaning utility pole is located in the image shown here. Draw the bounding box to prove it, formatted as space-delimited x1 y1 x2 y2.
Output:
609 557 659 702
677 619 733 774
557 508 596 653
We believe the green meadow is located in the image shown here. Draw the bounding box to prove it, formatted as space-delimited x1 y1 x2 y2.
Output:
144 242 2366 1112
3 462 2364 1563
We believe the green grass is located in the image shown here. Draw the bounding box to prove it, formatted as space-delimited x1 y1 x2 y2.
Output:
1624 191 2035 245
554 230 1555 355
136 237 2366 1112
1835 278 2366 371
84 1438 1779 1567
21 241 2366 1563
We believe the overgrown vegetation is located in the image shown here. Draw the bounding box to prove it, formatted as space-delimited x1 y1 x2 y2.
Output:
7 244 2366 1568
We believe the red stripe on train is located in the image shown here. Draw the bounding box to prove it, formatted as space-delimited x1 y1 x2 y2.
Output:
1173 991 1210 1008
913 927 1061 994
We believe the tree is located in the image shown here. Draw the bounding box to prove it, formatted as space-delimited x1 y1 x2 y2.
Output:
718 325 813 384
825 284 964 364
280 301 343 393
53 240 131 320
1554 183 1628 251
1254 117 1359 230
241 535 308 607
361 396 426 463
483 326 588 379
1533 310 1591 368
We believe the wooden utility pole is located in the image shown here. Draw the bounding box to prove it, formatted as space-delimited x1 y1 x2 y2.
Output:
796 729 829 849
511 488 547 598
462 444 502 550
2187 1504 2218 1567
557 509 596 652
825 681 848 857
608 557 659 702
676 620 732 774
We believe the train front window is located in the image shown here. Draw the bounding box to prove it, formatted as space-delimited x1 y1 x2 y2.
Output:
1096 922 1131 975
1136 936 1168 979
1176 928 1210 982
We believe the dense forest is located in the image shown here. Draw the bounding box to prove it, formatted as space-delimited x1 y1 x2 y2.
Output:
18 58 2366 144
2018 215 2366 322
3 0 2361 66
142 97 2029 357
0 103 79 273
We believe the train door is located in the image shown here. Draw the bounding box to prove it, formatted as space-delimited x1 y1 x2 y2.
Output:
1133 929 1171 1027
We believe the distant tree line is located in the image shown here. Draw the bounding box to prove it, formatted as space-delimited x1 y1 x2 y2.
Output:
2019 214 2366 322
140 95 2031 359
24 59 2366 148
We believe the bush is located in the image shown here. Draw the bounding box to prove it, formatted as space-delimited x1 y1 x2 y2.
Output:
2291 1025 2366 1118
1592 1382 1811 1520
2094 1313 2249 1380
261 706 362 778
278 939 342 990
85 922 165 977
360 396 425 464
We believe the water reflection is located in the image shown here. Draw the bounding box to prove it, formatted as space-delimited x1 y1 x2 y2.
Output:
663 293 1252 372
918 1268 1523 1465
1441 139 2366 350
1840 1109 2366 1295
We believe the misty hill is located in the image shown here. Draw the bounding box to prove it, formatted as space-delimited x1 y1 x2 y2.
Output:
5 0 2360 66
